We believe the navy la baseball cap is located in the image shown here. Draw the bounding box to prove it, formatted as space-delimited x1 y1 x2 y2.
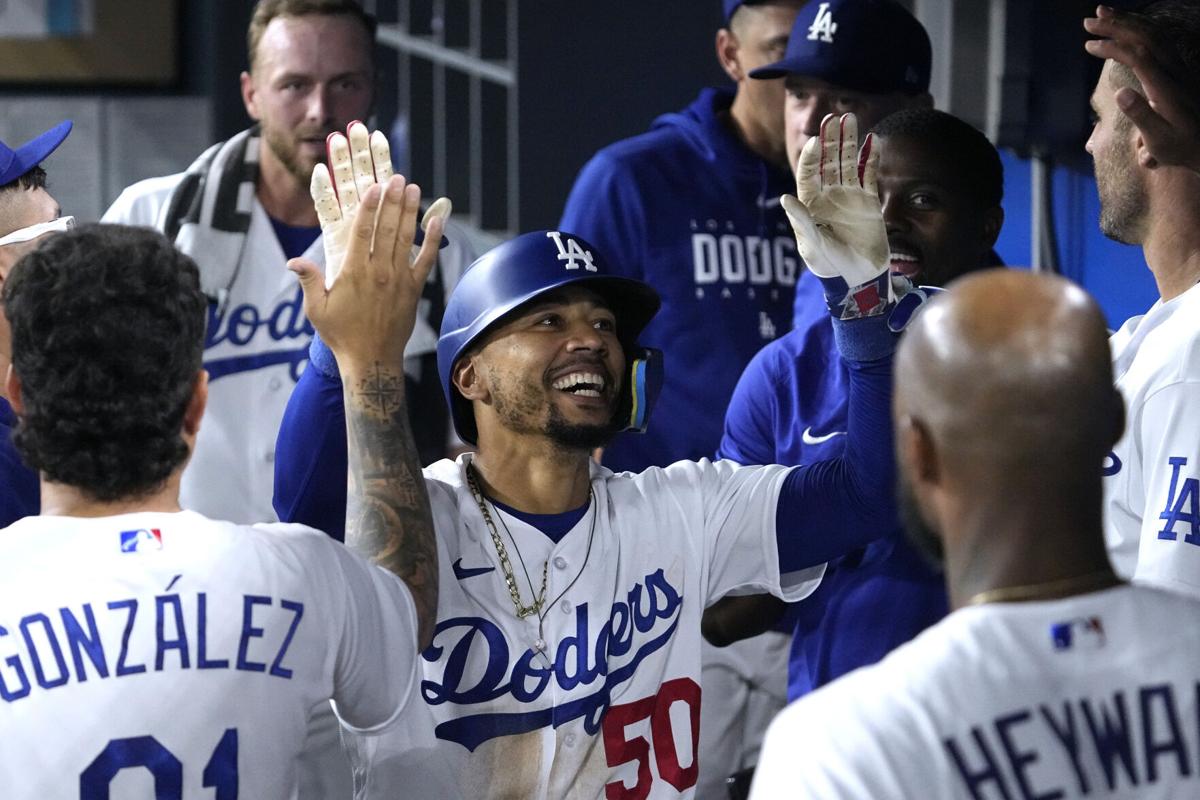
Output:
0 121 72 187
750 0 931 95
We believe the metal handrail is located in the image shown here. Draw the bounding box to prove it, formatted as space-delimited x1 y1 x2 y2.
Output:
375 24 515 86
373 0 519 236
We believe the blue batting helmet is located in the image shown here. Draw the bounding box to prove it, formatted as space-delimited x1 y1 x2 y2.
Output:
437 230 662 446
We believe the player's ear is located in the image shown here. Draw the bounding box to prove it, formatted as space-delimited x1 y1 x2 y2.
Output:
0 247 15 283
5 364 23 415
715 27 744 83
181 370 208 439
240 71 261 121
980 206 1004 251
898 414 940 487
1132 129 1159 170
453 356 487 402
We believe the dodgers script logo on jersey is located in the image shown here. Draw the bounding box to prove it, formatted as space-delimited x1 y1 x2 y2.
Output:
420 568 687 752
203 286 313 383
1159 456 1200 545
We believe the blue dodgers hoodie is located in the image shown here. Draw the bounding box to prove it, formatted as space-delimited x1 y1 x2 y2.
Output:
719 317 948 700
560 87 798 472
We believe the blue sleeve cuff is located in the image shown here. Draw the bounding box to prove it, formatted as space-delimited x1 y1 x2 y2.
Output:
308 332 342 381
831 314 895 362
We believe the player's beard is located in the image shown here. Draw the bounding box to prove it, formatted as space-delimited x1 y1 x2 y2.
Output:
262 124 325 186
898 475 944 570
490 371 620 452
544 404 621 451
1094 135 1148 245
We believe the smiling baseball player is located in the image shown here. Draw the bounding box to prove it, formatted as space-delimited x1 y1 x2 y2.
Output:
751 270 1200 800
0 154 441 797
274 114 924 798
1083 1 1200 600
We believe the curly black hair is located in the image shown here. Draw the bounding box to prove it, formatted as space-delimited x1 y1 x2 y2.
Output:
4 223 208 502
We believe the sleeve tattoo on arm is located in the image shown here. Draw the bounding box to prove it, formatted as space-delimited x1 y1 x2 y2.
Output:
344 362 439 648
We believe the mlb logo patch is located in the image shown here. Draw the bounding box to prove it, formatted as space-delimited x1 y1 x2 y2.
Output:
1050 616 1105 651
120 528 163 553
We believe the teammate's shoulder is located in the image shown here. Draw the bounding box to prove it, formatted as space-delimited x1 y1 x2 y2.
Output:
754 325 826 372
247 519 336 542
735 324 833 402
1164 311 1200 380
608 457 774 493
581 122 705 176
775 655 911 744
115 172 188 200
197 517 338 559
1126 321 1200 404
1123 581 1200 619
806 616 966 719
102 172 188 222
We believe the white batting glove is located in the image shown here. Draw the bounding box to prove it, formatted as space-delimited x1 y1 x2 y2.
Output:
782 113 891 320
312 121 452 289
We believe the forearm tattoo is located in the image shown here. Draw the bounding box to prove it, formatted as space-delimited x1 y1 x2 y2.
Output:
344 362 438 647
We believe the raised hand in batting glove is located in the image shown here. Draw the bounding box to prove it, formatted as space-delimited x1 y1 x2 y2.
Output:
783 113 891 320
312 120 452 289
290 127 445 375
784 113 938 357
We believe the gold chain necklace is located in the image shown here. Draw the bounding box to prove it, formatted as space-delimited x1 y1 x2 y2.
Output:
966 569 1123 607
466 465 548 619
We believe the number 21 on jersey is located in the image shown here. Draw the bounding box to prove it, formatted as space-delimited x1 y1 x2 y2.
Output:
80 729 237 798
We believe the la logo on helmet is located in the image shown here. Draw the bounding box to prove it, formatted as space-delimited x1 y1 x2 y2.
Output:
807 2 838 43
546 231 597 272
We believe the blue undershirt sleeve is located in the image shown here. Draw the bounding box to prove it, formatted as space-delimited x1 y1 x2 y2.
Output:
774 316 896 573
273 336 350 542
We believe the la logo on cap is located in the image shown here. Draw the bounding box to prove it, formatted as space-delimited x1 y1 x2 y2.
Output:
545 231 596 272
807 2 838 43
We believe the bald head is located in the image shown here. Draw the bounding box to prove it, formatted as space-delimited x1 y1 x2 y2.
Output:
897 270 1119 471
896 270 1125 602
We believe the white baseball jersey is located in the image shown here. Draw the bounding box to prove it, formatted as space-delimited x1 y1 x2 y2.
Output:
102 175 476 526
345 454 824 800
695 632 790 799
751 584 1200 799
1105 279 1200 596
0 510 420 799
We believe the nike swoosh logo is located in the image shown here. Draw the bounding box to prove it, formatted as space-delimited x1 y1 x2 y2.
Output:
802 427 846 445
452 557 495 580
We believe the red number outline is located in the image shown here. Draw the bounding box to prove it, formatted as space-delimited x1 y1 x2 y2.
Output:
602 677 701 799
